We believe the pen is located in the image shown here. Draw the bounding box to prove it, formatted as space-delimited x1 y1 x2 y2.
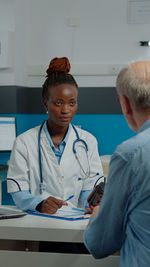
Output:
65 194 74 202
72 207 85 212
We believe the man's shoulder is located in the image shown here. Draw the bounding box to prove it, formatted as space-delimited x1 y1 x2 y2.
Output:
116 127 150 160
117 136 137 153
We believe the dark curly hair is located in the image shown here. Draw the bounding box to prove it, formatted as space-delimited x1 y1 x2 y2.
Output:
42 57 78 99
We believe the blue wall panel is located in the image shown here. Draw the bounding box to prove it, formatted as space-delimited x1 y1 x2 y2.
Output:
72 114 135 155
0 113 135 205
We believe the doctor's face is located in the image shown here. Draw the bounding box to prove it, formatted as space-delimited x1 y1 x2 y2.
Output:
44 83 78 127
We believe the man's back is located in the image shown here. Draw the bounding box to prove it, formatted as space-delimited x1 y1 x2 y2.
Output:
118 119 150 266
84 119 150 267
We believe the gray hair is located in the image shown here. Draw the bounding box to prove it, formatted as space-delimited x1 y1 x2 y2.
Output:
116 66 150 111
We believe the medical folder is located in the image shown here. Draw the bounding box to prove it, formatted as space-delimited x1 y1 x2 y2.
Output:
27 207 90 221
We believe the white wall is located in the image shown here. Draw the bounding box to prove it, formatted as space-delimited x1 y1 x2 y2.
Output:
0 0 15 85
0 0 150 87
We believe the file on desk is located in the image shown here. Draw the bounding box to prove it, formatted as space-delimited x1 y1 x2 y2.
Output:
27 206 90 221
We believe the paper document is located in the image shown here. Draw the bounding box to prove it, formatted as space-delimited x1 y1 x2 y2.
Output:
27 206 90 221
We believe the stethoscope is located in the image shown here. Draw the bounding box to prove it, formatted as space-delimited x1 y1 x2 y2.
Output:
38 121 102 194
8 121 103 194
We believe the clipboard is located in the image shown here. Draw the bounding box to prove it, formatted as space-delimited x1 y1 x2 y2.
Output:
27 207 90 221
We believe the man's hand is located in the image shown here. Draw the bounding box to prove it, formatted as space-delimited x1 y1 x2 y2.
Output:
85 202 100 215
41 196 68 214
85 205 94 214
91 205 100 218
87 205 100 226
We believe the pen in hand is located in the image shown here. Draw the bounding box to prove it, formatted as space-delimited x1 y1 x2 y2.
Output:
58 195 74 209
64 194 74 202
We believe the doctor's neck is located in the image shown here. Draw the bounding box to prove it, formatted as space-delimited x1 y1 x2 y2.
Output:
47 120 69 137
47 121 69 149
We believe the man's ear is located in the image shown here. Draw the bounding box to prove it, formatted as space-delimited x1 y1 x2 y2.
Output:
120 94 138 132
120 95 132 115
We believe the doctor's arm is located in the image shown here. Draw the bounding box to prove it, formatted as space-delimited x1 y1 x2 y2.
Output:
8 137 67 214
80 137 104 207
10 190 45 211
87 136 103 185
11 191 67 213
79 190 92 209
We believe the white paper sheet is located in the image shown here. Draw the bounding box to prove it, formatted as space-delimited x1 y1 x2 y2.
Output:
28 205 90 220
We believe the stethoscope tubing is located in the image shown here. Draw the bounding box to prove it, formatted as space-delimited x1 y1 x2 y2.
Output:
38 121 45 194
38 122 90 193
38 121 101 193
7 178 22 191
7 121 103 194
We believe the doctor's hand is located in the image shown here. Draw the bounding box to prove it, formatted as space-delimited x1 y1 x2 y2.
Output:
41 196 68 214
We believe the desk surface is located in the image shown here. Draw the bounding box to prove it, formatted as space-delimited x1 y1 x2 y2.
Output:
0 206 88 242
0 206 120 267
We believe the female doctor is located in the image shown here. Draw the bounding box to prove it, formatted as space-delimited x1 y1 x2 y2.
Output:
7 57 103 214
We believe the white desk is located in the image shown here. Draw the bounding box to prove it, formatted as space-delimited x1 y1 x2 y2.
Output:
0 211 88 242
0 207 120 267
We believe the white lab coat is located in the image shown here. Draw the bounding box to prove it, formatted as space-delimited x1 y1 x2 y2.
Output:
7 125 103 207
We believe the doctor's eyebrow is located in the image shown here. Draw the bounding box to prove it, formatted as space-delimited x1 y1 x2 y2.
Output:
54 97 77 102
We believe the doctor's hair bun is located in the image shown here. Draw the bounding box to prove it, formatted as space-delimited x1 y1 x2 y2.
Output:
46 57 71 77
42 56 78 99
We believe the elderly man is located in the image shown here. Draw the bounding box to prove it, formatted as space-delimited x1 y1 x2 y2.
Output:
83 61 150 267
